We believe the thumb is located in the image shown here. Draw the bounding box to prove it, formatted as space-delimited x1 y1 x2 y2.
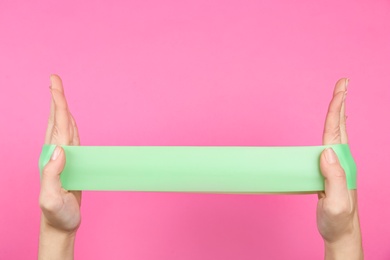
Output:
40 146 66 193
320 148 349 204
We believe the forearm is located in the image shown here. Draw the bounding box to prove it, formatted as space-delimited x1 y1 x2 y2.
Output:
38 216 76 260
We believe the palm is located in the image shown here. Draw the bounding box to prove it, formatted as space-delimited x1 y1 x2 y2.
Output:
41 74 81 232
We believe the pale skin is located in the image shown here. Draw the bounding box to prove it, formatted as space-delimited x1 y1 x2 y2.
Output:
38 75 363 259
38 75 81 260
318 78 363 259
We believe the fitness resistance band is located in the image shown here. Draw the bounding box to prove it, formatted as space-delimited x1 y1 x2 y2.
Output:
38 144 356 193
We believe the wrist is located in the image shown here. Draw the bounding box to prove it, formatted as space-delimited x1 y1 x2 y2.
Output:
324 231 363 260
38 216 77 260
40 214 79 236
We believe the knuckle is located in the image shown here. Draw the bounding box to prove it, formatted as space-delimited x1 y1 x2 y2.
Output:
42 166 51 177
332 168 346 179
42 165 55 177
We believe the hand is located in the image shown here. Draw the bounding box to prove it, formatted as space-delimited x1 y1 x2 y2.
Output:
38 75 81 259
317 78 363 259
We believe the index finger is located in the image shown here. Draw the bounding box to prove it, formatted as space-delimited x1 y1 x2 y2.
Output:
50 74 71 144
322 78 348 145
44 93 55 144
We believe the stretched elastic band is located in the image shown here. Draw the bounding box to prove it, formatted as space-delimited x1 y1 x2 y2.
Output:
38 144 356 193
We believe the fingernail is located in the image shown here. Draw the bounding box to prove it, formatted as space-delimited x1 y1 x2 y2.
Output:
51 146 61 160
345 78 349 90
325 148 337 164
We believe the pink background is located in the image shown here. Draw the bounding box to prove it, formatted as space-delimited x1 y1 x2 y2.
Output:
1 0 389 259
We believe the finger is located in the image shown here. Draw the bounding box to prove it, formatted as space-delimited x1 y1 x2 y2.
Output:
69 112 80 145
319 148 350 209
39 146 66 213
322 78 348 145
50 75 71 144
322 92 344 145
340 79 349 144
332 78 348 96
44 91 55 144
69 113 82 203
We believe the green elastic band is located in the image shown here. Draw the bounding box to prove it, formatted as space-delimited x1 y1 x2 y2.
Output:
38 144 356 193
